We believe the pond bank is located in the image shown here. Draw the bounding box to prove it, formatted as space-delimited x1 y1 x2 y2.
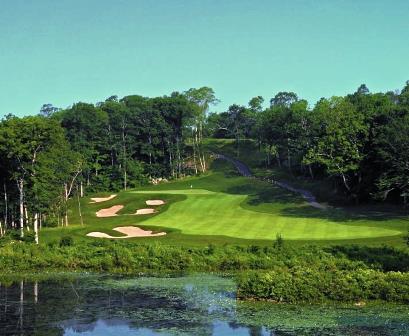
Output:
1 240 409 303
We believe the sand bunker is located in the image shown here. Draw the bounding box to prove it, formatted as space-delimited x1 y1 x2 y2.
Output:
146 200 165 206
86 226 166 239
96 205 124 217
135 208 156 215
90 194 117 203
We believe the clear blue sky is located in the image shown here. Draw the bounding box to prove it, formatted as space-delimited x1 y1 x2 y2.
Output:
1 0 408 117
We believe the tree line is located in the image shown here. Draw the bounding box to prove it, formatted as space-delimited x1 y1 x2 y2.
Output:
0 82 408 242
0 87 218 240
206 81 409 204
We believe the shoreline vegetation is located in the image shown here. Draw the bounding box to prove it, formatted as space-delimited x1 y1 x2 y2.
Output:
0 237 408 303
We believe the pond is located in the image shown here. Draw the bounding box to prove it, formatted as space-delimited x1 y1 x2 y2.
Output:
0 274 408 335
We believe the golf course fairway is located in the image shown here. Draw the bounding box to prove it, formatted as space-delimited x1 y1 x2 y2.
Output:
130 189 400 240
57 159 407 244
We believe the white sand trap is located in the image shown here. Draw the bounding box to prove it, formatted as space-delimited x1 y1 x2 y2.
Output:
87 232 115 238
146 199 165 206
90 194 117 203
135 208 156 215
86 226 166 239
96 205 124 217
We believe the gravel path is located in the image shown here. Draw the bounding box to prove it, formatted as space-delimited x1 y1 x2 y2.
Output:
216 154 327 210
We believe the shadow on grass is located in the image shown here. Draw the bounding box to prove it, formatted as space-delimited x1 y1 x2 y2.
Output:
247 189 305 205
279 205 409 222
225 182 306 205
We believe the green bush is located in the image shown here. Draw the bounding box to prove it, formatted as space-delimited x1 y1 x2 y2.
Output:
237 268 409 303
21 231 36 243
329 245 409 272
273 234 284 249
59 236 74 247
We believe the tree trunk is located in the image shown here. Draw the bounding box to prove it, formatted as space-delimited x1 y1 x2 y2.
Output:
199 123 206 172
3 182 8 228
176 135 181 177
64 184 68 226
340 172 351 192
17 179 24 238
195 129 202 172
80 181 84 198
24 206 29 231
287 138 291 172
203 156 206 172
192 129 198 174
168 143 174 178
33 213 39 244
308 165 314 179
77 186 83 226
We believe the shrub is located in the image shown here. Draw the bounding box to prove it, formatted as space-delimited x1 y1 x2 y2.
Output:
59 236 74 247
273 234 284 249
329 245 409 272
20 231 36 243
237 268 409 303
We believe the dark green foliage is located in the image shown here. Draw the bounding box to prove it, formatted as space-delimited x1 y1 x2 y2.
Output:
329 245 409 272
216 82 409 205
59 235 74 247
20 231 36 243
0 89 204 236
0 230 35 244
273 234 284 249
237 268 409 303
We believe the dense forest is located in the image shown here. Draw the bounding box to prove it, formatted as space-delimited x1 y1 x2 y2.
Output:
0 82 408 241
0 87 218 240
208 82 409 204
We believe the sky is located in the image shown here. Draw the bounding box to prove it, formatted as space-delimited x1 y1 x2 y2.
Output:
0 0 408 117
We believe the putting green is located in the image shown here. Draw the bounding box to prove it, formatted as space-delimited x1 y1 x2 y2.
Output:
132 189 400 240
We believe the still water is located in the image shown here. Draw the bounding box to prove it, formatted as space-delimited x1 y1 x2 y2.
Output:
0 274 408 335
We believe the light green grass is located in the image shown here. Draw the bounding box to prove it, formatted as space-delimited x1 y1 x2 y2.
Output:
131 189 399 240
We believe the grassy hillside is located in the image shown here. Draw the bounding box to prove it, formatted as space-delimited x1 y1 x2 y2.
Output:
39 157 409 247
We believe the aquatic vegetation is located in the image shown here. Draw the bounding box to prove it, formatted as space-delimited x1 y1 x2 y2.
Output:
1 274 408 336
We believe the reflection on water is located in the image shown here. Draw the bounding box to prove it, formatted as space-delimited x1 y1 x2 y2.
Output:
64 320 271 336
0 274 408 335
